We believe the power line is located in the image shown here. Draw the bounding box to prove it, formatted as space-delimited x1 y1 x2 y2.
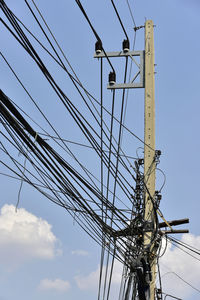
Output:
1 91 143 264
126 0 137 28
110 0 129 42
1 3 137 194
0 10 136 198
75 0 115 73
162 271 200 294
1 42 154 155
167 236 200 259
121 29 137 147
169 236 200 254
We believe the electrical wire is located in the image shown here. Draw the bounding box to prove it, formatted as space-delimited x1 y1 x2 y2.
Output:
162 271 200 294
110 0 129 42
0 55 137 211
167 236 200 260
0 9 136 195
75 0 115 73
1 90 146 266
0 3 165 299
126 0 136 28
121 30 137 147
170 236 200 253
0 92 133 220
1 41 154 157
156 168 166 192
0 16 135 201
9 9 150 160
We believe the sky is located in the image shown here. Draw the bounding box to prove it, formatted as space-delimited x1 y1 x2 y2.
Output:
0 0 200 300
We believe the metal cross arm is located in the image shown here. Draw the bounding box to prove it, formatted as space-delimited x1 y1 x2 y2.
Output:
94 50 145 89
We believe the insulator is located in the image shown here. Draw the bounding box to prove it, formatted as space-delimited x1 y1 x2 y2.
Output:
108 71 116 85
138 158 144 165
156 289 162 300
122 39 129 53
155 150 161 157
157 194 162 201
155 191 162 201
95 40 102 54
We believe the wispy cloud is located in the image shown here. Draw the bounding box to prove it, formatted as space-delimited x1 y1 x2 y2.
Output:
38 278 70 293
74 260 123 290
71 249 89 256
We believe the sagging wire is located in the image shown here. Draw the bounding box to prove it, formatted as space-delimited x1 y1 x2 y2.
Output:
1 92 143 264
1 12 153 157
0 15 135 201
126 0 137 28
110 0 130 43
75 0 115 73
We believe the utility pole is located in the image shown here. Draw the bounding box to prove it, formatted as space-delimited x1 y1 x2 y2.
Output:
94 20 157 300
143 20 156 300
94 19 190 300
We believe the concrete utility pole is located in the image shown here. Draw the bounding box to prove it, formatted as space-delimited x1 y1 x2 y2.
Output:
94 18 190 300
94 20 160 300
144 20 156 300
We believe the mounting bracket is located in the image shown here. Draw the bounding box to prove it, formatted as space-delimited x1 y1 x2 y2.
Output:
94 50 145 89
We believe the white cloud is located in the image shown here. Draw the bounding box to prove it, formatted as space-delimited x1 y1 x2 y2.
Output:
74 260 123 291
71 249 89 256
0 204 61 267
38 278 70 292
160 233 200 299
74 234 200 299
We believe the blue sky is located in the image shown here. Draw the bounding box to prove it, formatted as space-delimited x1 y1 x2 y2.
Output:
0 0 200 299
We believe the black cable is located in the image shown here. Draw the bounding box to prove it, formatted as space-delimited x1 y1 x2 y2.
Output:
0 102 130 243
106 246 116 300
1 92 134 237
0 53 135 203
1 138 120 254
121 30 137 146
167 237 200 261
12 6 139 169
169 236 200 254
1 99 144 268
98 57 105 300
1 43 153 165
1 11 135 198
0 14 134 199
111 56 129 210
103 57 129 300
75 0 115 73
157 260 163 300
39 134 137 159
110 0 129 42
25 0 122 166
1 1 160 276
1 14 153 155
102 89 117 300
